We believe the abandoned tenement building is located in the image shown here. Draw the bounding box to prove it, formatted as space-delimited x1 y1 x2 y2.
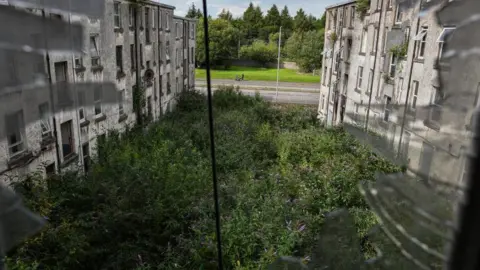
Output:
319 0 474 186
0 0 196 183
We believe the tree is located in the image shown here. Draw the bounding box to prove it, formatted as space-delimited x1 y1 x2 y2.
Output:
318 12 326 30
264 4 281 28
239 40 277 67
186 3 203 19
285 30 324 72
243 3 264 41
218 9 233 21
280 6 293 30
196 17 240 68
294 8 315 33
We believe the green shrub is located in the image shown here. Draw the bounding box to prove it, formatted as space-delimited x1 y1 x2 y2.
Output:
7 88 399 269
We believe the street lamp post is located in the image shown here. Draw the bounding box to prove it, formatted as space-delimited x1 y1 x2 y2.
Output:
275 26 282 103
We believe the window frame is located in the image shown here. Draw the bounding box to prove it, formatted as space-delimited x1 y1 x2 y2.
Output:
395 4 402 24
410 80 419 111
6 111 26 157
113 2 121 28
39 102 51 136
357 66 364 89
389 54 397 77
383 95 392 122
90 35 100 66
116 45 123 72
129 5 134 27
94 86 103 116
118 89 125 115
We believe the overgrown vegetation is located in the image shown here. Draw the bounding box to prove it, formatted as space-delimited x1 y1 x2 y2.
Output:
7 87 399 269
356 0 371 19
389 42 408 60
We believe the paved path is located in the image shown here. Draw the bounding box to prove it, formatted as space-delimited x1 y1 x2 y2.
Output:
197 86 320 105
195 79 320 92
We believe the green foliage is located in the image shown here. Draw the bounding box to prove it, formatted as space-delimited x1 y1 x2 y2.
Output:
7 87 399 269
218 9 233 21
389 42 408 60
357 0 371 19
132 84 147 125
185 3 202 19
196 17 240 68
239 40 278 66
285 30 325 72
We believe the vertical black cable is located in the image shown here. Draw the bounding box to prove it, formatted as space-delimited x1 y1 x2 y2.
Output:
201 0 224 269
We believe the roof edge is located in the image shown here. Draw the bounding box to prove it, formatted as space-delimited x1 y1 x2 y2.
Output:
325 0 356 10
173 15 197 22
126 0 175 10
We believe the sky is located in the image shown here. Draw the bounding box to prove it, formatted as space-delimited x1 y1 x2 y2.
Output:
157 0 340 19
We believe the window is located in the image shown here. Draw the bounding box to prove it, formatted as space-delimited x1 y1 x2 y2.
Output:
160 75 163 95
410 80 419 111
395 4 402 23
388 0 393 8
384 95 392 122
354 103 360 123
55 61 71 105
166 41 170 63
60 120 74 158
140 44 144 68
145 8 150 43
321 94 325 110
153 42 156 64
78 90 85 120
383 27 388 53
147 96 152 118
367 69 373 94
147 60 150 69
176 77 179 92
397 77 404 101
6 111 25 157
414 26 428 59
39 102 51 137
129 5 134 27
419 142 434 179
191 47 194 63
159 10 163 29
346 38 352 59
371 28 378 53
159 41 163 63
74 57 83 68
436 27 455 61
130 44 135 70
323 67 327 86
350 6 355 27
46 162 55 176
139 7 144 28
190 26 194 38
90 36 100 66
360 28 368 53
167 72 171 94
166 12 170 29
176 48 179 67
116 45 123 72
339 7 344 27
175 22 178 38
376 0 381 10
429 86 442 123
357 66 364 89
152 9 156 28
82 143 90 173
400 131 411 162
114 2 121 28
118 89 125 115
94 86 102 115
389 54 397 77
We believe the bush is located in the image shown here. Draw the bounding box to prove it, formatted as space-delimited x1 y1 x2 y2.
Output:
239 40 278 66
7 88 399 269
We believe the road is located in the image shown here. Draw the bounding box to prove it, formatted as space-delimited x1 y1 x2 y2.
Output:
196 86 319 105
195 79 320 93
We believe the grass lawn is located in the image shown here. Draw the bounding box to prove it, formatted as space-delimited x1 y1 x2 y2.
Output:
195 66 321 83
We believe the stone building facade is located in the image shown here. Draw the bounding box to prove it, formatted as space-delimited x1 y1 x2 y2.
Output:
319 0 472 186
0 0 196 183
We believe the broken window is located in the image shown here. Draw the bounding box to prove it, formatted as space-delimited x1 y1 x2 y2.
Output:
90 35 100 66
436 27 455 61
383 95 392 122
414 26 428 59
39 102 51 137
61 120 74 158
116 45 123 72
6 110 25 157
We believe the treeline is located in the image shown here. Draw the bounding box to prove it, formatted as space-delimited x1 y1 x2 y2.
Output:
186 3 326 72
